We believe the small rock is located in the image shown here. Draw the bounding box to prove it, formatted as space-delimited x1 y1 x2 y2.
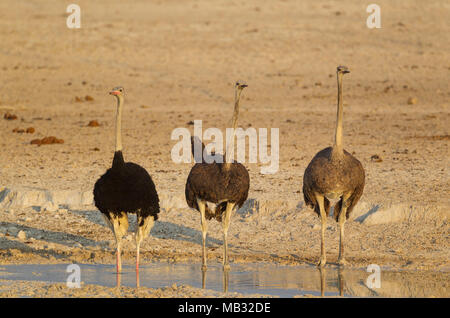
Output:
312 224 321 231
87 120 100 127
407 97 417 105
85 95 94 101
31 136 64 146
4 112 18 120
17 230 27 240
26 127 35 134
371 154 383 162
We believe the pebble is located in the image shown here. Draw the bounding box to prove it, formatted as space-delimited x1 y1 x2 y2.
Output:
17 230 27 240
407 97 417 105
312 224 320 231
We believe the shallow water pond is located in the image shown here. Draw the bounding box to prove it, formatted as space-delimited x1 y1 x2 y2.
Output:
0 262 448 297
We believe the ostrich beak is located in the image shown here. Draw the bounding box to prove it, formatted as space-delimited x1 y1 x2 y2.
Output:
110 90 120 96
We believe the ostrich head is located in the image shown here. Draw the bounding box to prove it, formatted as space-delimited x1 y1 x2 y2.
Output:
235 81 248 90
234 81 248 101
337 66 350 74
109 86 124 98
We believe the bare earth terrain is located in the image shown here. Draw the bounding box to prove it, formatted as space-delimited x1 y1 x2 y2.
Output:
0 0 448 297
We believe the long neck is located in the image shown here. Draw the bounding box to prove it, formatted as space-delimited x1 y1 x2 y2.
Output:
224 89 241 169
334 73 344 153
115 96 123 152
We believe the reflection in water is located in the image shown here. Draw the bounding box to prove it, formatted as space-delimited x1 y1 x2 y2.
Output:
338 267 345 297
202 267 229 293
319 267 346 297
319 267 326 297
223 268 229 293
0 263 448 297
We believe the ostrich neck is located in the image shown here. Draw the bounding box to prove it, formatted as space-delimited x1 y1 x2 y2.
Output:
224 90 241 170
334 74 344 154
115 96 123 152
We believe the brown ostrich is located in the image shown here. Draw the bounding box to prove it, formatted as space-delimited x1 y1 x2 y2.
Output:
303 66 365 267
185 81 250 271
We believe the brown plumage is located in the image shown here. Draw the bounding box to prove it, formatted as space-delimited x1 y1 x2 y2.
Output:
303 66 365 267
185 81 250 271
186 137 250 221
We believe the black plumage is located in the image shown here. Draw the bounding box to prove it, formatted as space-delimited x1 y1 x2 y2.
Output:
94 151 160 224
92 86 160 274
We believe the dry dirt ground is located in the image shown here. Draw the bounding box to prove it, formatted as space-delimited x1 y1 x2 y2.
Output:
0 0 448 297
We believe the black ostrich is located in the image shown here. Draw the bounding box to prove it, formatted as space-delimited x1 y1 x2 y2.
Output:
93 86 160 274
185 81 250 271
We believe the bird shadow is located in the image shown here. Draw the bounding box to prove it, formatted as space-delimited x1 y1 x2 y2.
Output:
67 208 106 227
235 198 259 217
353 205 380 223
67 208 224 248
0 221 101 248
0 236 73 261
152 221 223 247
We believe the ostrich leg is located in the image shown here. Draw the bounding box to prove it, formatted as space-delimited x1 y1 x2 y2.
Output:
337 193 351 266
222 202 235 270
135 214 155 272
315 193 327 267
197 199 208 270
110 212 129 273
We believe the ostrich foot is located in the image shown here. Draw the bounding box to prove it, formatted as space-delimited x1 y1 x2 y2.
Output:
223 263 231 271
338 258 347 266
317 256 327 268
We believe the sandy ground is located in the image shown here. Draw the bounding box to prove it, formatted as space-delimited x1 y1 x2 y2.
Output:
0 0 449 297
